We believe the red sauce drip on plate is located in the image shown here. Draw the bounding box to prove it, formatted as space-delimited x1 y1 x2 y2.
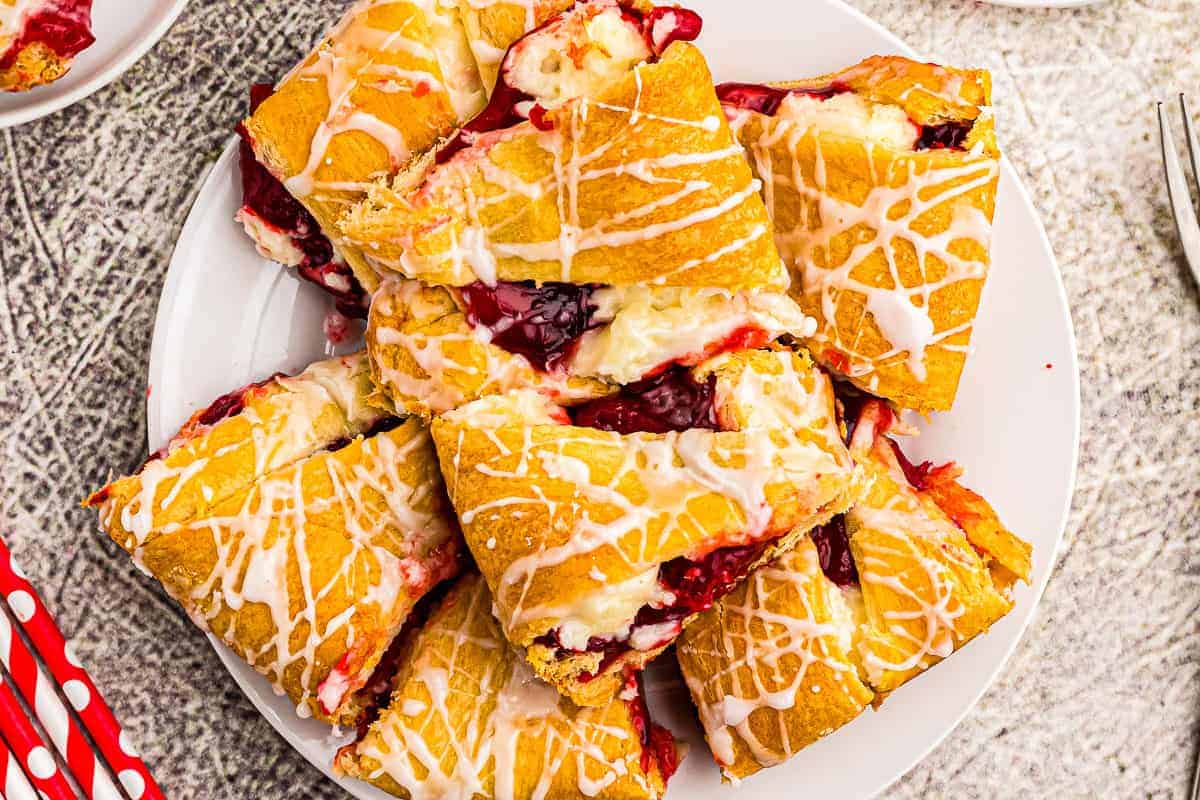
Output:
624 671 679 782
460 280 602 372
0 0 94 70
570 366 718 434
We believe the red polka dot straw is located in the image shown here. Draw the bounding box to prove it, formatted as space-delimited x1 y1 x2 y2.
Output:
0 735 40 800
0 537 164 800
0 673 75 800
0 609 123 800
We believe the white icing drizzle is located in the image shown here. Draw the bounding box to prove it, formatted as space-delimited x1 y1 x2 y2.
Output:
95 354 386 552
847 406 996 683
139 422 458 719
350 51 773 289
732 101 998 383
282 0 464 199
460 0 541 71
436 349 855 652
679 542 865 771
354 575 664 799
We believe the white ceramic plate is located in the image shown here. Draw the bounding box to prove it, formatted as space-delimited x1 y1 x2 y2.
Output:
147 0 1081 796
0 0 188 128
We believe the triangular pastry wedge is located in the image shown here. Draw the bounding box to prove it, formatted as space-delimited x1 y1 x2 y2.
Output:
0 0 94 92
240 0 488 294
339 3 782 291
676 397 1031 780
845 398 1029 692
85 353 388 552
335 573 680 799
676 537 873 782
430 347 861 706
86 356 463 725
719 56 1001 412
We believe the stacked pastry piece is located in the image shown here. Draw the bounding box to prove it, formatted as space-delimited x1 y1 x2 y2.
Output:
86 354 462 725
88 1 1034 796
676 397 1031 781
668 56 1030 783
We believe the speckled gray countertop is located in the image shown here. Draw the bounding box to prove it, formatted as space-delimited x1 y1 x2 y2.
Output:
0 0 1197 797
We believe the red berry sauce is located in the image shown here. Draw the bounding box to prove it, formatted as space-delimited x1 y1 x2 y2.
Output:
810 516 857 587
459 280 602 372
237 84 368 318
570 366 719 434
0 0 94 70
534 541 767 681
718 80 974 152
624 671 679 782
435 1 702 164
716 81 849 115
914 120 974 151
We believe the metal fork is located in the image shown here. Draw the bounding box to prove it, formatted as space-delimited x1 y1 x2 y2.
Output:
1158 94 1200 289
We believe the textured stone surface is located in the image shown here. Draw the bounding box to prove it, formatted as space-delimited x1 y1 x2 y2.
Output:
0 0 1197 797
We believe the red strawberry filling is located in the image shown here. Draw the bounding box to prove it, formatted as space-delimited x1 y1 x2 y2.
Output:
459 281 603 372
435 1 702 164
717 80 975 152
236 84 368 318
810 516 858 588
569 366 719 434
0 0 94 70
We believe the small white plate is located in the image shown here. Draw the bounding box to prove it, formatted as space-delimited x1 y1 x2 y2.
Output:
148 0 1081 797
0 0 188 128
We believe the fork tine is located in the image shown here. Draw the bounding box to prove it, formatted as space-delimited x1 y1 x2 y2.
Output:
1180 95 1200 198
1157 102 1200 286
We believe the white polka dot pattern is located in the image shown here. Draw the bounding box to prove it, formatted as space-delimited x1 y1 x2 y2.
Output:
62 681 89 712
6 591 35 624
25 747 54 780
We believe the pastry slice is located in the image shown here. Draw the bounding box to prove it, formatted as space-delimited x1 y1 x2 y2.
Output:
430 347 860 706
719 56 1001 412
336 573 680 799
676 536 873 782
85 353 388 554
845 398 1030 693
240 0 487 294
676 397 1031 780
1 0 93 91
367 278 815 417
339 1 782 291
237 83 369 318
116 417 461 724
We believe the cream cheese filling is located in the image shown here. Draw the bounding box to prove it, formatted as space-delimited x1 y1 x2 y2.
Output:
775 91 918 150
571 287 815 385
504 1 651 109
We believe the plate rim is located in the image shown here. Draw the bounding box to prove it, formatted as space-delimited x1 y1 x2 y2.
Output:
146 0 1082 796
0 0 190 129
